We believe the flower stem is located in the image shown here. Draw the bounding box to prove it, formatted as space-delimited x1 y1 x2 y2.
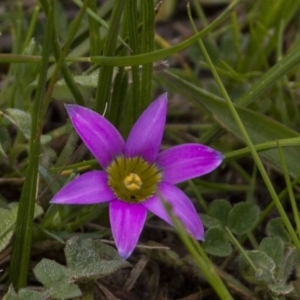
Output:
79 282 95 300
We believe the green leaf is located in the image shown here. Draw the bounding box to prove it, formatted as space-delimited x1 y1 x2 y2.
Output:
21 39 42 86
209 199 232 226
0 127 9 158
203 227 232 257
277 247 297 283
3 285 43 300
292 278 300 297
52 71 101 102
33 204 44 219
228 202 259 235
95 0 127 114
5 109 31 139
266 217 291 242
0 206 18 253
268 283 294 296
0 204 43 253
259 236 284 266
33 259 82 299
199 213 219 228
38 165 62 196
65 236 130 281
239 250 276 284
4 109 51 144
52 0 68 43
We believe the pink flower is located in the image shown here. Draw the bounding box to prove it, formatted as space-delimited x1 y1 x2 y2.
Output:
51 94 223 259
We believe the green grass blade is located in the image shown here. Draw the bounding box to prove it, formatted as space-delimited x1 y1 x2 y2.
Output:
72 0 130 51
0 0 239 67
90 0 239 66
8 1 54 289
39 0 86 106
95 0 127 114
186 6 300 255
87 0 102 57
277 141 300 236
140 0 155 110
125 0 141 121
237 44 300 107
224 137 300 162
173 217 234 299
40 0 90 121
23 2 41 50
160 192 234 299
156 70 300 177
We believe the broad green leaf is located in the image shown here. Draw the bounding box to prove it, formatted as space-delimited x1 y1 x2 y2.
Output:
267 247 296 295
0 204 43 253
209 199 232 227
203 227 232 257
259 237 284 266
239 250 276 284
3 285 43 300
52 71 100 102
266 217 291 242
277 247 297 283
0 206 18 253
0 127 9 158
228 202 259 235
65 236 130 281
5 109 31 139
34 204 44 219
199 213 219 228
156 70 300 178
268 283 294 296
4 109 51 144
33 259 82 299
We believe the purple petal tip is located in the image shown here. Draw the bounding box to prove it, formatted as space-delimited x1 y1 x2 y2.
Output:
124 93 168 162
216 151 224 163
118 250 131 260
64 104 79 116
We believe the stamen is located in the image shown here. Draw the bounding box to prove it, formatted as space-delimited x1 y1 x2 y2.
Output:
107 156 161 203
124 173 142 191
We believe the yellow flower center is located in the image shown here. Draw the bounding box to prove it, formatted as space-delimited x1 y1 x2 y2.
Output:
124 173 142 191
106 156 162 203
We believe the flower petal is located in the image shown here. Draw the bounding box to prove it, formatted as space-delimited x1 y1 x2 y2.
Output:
157 144 223 184
51 171 115 204
110 200 147 259
125 93 167 163
66 105 125 168
143 182 204 240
